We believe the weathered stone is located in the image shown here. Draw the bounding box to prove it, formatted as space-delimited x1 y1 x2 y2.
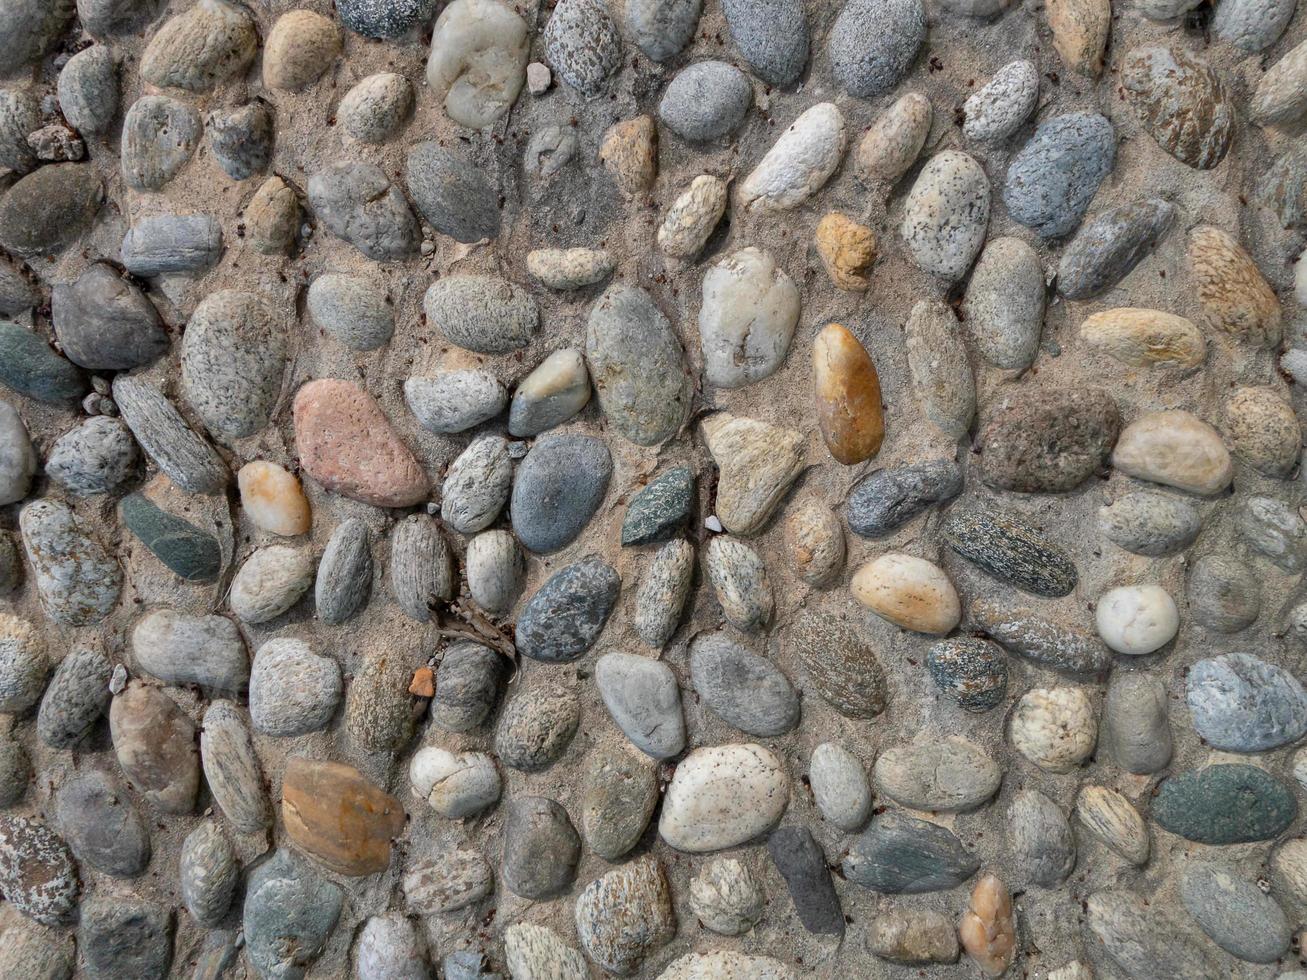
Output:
249 638 342 737
1008 789 1075 887
207 101 272 181
868 909 959 965
660 61 751 142
511 434 611 554
626 0 701 61
1058 197 1176 299
1181 863 1292 963
783 497 844 586
905 301 974 438
702 413 805 535
501 796 581 900
56 769 149 878
112 376 228 494
307 162 420 261
980 386 1119 492
856 92 932 183
657 175 727 260
659 743 788 852
495 681 580 772
264 10 340 92
705 536 773 633
1189 224 1282 347
721 0 808 85
829 0 925 97
1188 555 1260 632
964 60 1038 144
1077 785 1149 864
942 509 1077 597
1154 765 1297 843
699 248 798 389
874 737 1001 812
109 682 198 813
504 924 587 980
599 115 658 198
1010 687 1096 772
140 0 257 92
0 816 78 925
465 529 523 616
180 821 237 927
131 609 245 690
1102 672 1172 774
345 646 417 754
739 103 845 211
243 849 343 980
121 214 222 277
543 0 622 97
1087 890 1217 980
408 370 507 434
282 757 406 876
315 519 373 625
52 263 166 371
442 436 511 534
406 142 500 243
1080 308 1205 369
691 632 797 736
768 827 843 936
409 747 501 818
403 848 493 914
0 164 102 258
229 545 314 624
843 812 980 894
787 612 888 718
690 859 763 936
926 637 1007 712
1003 113 1115 237
1123 46 1233 169
200 700 270 833
20 499 120 627
970 599 1111 676
596 650 686 759
1238 495 1307 572
79 897 173 980
247 176 301 255
901 152 990 281
338 73 414 144
37 647 109 748
121 95 200 191
582 743 659 861
307 274 393 353
847 460 962 538
432 642 504 731
575 858 676 973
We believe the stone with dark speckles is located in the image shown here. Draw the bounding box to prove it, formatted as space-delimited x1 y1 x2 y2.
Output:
1153 765 1297 843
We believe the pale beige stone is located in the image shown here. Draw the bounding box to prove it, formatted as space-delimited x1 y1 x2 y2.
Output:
815 212 877 290
1111 410 1233 494
600 116 657 199
657 175 727 260
1076 785 1149 865
238 461 310 537
1011 687 1096 773
958 874 1016 978
1079 308 1205 369
852 553 961 635
1047 0 1110 76
1189 225 1282 347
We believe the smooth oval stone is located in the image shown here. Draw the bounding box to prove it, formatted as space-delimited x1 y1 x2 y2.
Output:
1154 765 1297 843
852 553 961 635
496 681 580 771
1088 890 1217 980
109 682 199 813
424 275 538 354
410 747 501 816
543 0 622 96
293 378 428 507
1189 225 1281 347
901 151 990 281
1112 409 1232 494
307 161 420 260
964 60 1039 143
783 497 844 587
658 174 727 260
243 849 343 980
702 413 805 536
634 539 694 648
843 812 980 894
868 908 959 965
1084 310 1208 373
508 348 590 437
1226 385 1299 477
140 0 256 90
847 460 962 538
905 301 974 438
926 637 1007 712
181 290 285 439
856 92 932 183
1122 46 1233 170
1188 555 1260 632
1181 864 1292 964
586 284 691 446
389 515 453 622
511 434 611 553
970 599 1110 676
596 650 686 758
337 0 437 37
788 613 888 718
56 769 149 878
120 214 223 277
407 370 507 434
20 499 120 626
941 509 1077 597
0 255 36 317
1103 672 1172 774
576 858 677 971
963 237 1045 369
121 95 200 190
1095 584 1178 655
406 142 499 243
208 101 273 180
1057 198 1176 299
699 248 798 389
0 322 87 405
517 557 620 663
432 642 504 731
622 466 695 547
338 73 414 144
659 61 751 141
402 848 493 914
874 738 1001 812
583 743 659 861
627 0 701 60
829 0 924 97
1187 653 1307 752
281 758 405 877
809 743 871 832
78 897 173 980
690 633 798 737
37 647 110 748
51 263 166 371
705 536 773 633
121 494 221 583
238 461 310 538
1215 0 1295 50
315 519 373 625
721 0 808 85
426 0 527 128
768 826 843 937
200 700 270 833
0 816 79 924
0 164 103 258
1099 491 1201 558
1082 783 1150 863
181 821 238 928
248 638 341 736
307 274 394 352
501 796 581 899
1011 687 1097 772
441 435 512 534
739 103 846 211
465 529 523 615
229 546 314 624
659 743 788 852
1007 789 1075 887
527 247 615 290
1003 112 1115 238
132 609 246 690
1237 496 1307 572
979 386 1119 493
813 323 884 464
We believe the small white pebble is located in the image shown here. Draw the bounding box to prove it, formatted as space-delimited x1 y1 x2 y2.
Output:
109 663 128 695
705 515 724 533
527 62 551 95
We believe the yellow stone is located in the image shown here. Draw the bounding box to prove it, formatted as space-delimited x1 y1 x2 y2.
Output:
600 116 657 199
1046 0 1110 76
1079 308 1205 368
813 323 884 465
238 460 311 536
815 213 877 290
282 758 406 877
1189 225 1282 348
851 553 960 635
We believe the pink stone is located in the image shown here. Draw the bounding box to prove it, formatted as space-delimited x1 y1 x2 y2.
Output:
293 379 428 507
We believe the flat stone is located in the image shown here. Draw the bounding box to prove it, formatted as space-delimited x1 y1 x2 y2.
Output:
739 103 845 211
1003 112 1115 238
315 519 373 625
37 647 110 748
140 0 257 91
424 275 537 355
407 370 507 434
264 10 340 92
689 859 763 935
970 599 1111 676
626 0 701 60
705 536 773 633
338 73 414 144
0 322 87 405
112 375 228 495
249 638 342 736
1087 890 1217 980
690 632 798 736
402 848 493 914
282 757 406 876
432 642 503 731
243 849 343 980
926 637 1007 712
1099 490 1201 556
702 413 805 535
979 386 1119 492
1103 672 1172 774
787 612 888 718
1215 0 1295 49
56 769 150 878
1008 789 1075 887
501 796 581 900
941 509 1077 597
410 747 501 817
699 248 798 389
52 264 166 371
868 909 959 965
576 858 676 973
307 161 420 260
596 650 686 759
782 497 844 587
508 348 590 437
442 435 512 534
1237 495 1307 572
200 700 270 833
582 743 659 860
121 95 200 191
0 164 103 258
427 0 527 128
78 897 173 980
527 247 615 290
660 953 793 979
1154 764 1297 843
355 914 430 980
229 545 314 624
768 827 843 936
843 812 980 894
1057 197 1176 299
510 434 611 553
109 683 198 813
856 92 932 183
307 274 394 352
660 61 751 141
809 742 870 831
20 499 120 626
1181 863 1291 963
1189 225 1282 347
131 609 246 690
344 645 417 753
873 737 1002 812
659 743 788 852
1123 45 1233 169
1187 653 1307 752
901 151 990 281
121 494 221 583
829 0 924 97
406 142 500 243
495 681 580 771
905 301 974 438
120 214 223 277
1082 785 1151 863
853 552 960 635
622 466 694 547
1095 584 1179 654
963 237 1045 369
847 460 962 538
721 0 808 85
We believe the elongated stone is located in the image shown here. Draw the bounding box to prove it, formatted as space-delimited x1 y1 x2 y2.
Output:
131 609 246 690
901 151 990 281
1102 672 1172 774
345 645 417 754
200 701 270 833
634 539 694 648
844 812 980 894
20 499 120 626
181 821 238 927
1154 765 1297 843
813 323 884 465
1180 863 1291 964
847 460 962 538
1189 225 1281 347
699 248 799 389
403 849 493 914
315 519 373 625
508 349 589 437
768 827 843 936
1008 789 1075 887
873 738 1001 812
424 275 538 355
121 494 221 583
739 103 845 211
783 497 844 587
121 214 223 277
390 515 453 622
37 647 110 748
112 376 228 494
970 599 1110 676
788 612 888 718
432 643 503 732
243 849 343 980
1057 198 1176 299
963 237 1044 369
1077 785 1149 865
941 509 1077 597
705 536 773 633
905 301 974 438
1112 410 1233 494
308 162 419 260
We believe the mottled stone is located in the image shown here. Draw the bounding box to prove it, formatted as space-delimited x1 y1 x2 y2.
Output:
660 62 751 142
582 743 659 860
527 248 614 290
575 858 676 973
868 909 959 965
856 92 932 183
56 769 149 878
690 859 763 935
504 924 587 980
901 152 990 281
424 275 537 355
787 612 889 718
1077 784 1150 865
121 95 200 191
657 175 727 260
308 161 420 261
980 386 1119 492
508 348 589 437
622 466 694 546
495 682 579 772
249 638 342 737
243 849 343 980
355 914 430 980
177 291 282 439
596 651 686 759
633 539 694 648
1003 113 1115 237
926 637 1007 712
1123 46 1233 169
1237 495 1307 572
783 497 844 586
626 0 701 61
441 436 511 534
1010 687 1096 773
37 647 109 748
0 816 78 925
282 758 405 876
1103 672 1172 774
970 598 1111 676
511 434 611 554
942 509 1077 597
659 743 788 852
180 821 237 927
843 812 980 894
407 370 506 435
964 60 1038 143
1154 765 1297 843
829 0 925 97
338 73 414 144
140 0 257 92
905 301 974 438
847 460 962 538
1189 225 1282 347
109 683 198 813
307 274 394 353
544 0 622 97
1087 890 1217 980
1080 308 1205 369
1058 198 1176 299
432 642 504 731
721 0 808 86
345 646 417 754
20 499 120 626
229 545 314 624
337 0 438 38
702 413 805 536
402 848 493 914
78 897 173 980
246 176 301 255
705 536 773 633
1188 653 1307 752
691 632 797 736
465 529 523 616
599 115 658 198
200 700 270 833
501 796 581 900
1008 789 1075 887
1188 555 1260 632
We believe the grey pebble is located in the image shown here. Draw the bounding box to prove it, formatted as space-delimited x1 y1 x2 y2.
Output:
180 821 238 927
508 348 591 437
307 273 394 352
582 743 660 860
389 514 453 622
0 402 34 505
901 152 990 282
58 46 119 137
511 434 611 554
77 0 159 37
941 509 1077 598
926 637 1007 712
623 466 694 547
705 535 773 633
1103 671 1172 773
690 859 763 936
112 375 228 494
0 730 29 806
768 826 843 935
905 301 975 437
970 599 1112 676
355 914 431 980
243 849 343 980
1214 0 1296 50
1003 112 1115 238
229 545 314 624
406 370 507 433
1098 490 1200 556
56 769 150 878
873 737 1001 813
21 499 120 627
0 90 38 175
963 60 1039 143
690 632 798 736
403 848 493 915
659 62 752 141
207 101 272 181
1180 863 1291 964
465 529 523 615
424 274 538 355
1187 652 1307 753
37 647 110 748
843 812 980 894
0 0 75 71
0 322 87 405
830 0 924 97
442 435 512 534
406 142 500 243
432 641 504 731
1188 554 1260 632
501 796 581 900
1007 789 1075 888
809 742 871 831
544 0 623 97
1088 890 1217 980
200 700 270 833
248 638 341 737
1237 495 1307 572
344 645 416 755
121 95 200 191
722 0 809 86
495 681 580 771
79 897 172 980
847 459 962 538
338 73 414 144
0 255 37 317
336 0 438 38
1057 197 1175 299
120 213 223 277
963 237 1045 369
315 518 373 625
634 539 694 648
131 609 246 691
0 164 103 258
626 0 701 61
595 650 686 759
308 161 420 260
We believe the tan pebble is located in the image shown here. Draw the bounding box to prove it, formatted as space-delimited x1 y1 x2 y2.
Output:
408 666 434 698
281 757 405 876
815 212 877 290
658 175 727 260
783 497 845 587
1046 0 1111 76
701 414 805 536
246 176 301 255
1224 386 1301 478
958 874 1016 978
1076 785 1149 865
1048 962 1093 980
600 116 657 199
1273 838 1307 906
263 10 341 91
1079 308 1205 369
1010 687 1096 773
1189 225 1282 347
526 248 615 290
238 461 311 537
851 553 961 635
856 92 932 184
868 908 959 965
1112 409 1233 495
813 323 885 465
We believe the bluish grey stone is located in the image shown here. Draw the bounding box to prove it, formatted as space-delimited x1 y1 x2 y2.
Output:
79 897 172 980
243 849 343 980
1007 789 1075 887
0 163 103 258
1181 863 1291 963
1057 198 1175 299
543 0 622 97
1187 653 1307 752
1003 112 1115 238
501 797 580 900
1088 890 1218 980
940 509 1077 598
120 494 221 582
768 826 843 936
511 434 611 554
690 633 798 737
846 460 962 538
627 0 701 61
207 101 273 181
0 255 36 317
307 273 394 352
0 322 86 404
659 62 752 141
336 0 438 38
315 519 373 625
829 0 925 97
120 214 223 277
1154 765 1297 843
0 402 33 505
20 499 120 626
1103 671 1172 774
596 651 685 759
56 769 149 878
1237 495 1307 572
406 142 499 243
926 637 1007 712
1099 490 1200 557
432 641 504 732
58 45 120 136
0 90 39 175
622 465 694 546
37 648 109 749
843 812 980 894
121 95 200 191
51 264 166 370
721 0 809 86
1188 555 1260 633
517 557 620 663
308 161 420 260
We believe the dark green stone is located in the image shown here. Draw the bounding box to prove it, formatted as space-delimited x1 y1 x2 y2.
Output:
0 321 88 405
120 494 221 582
941 509 1077 598
842 812 979 894
1153 765 1297 844
621 465 694 546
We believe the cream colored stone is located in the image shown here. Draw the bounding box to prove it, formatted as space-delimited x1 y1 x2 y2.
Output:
658 743 788 852
852 553 961 635
856 92 932 183
958 874 1016 978
1094 584 1179 655
1011 687 1096 772
1111 410 1234 494
600 116 657 199
426 0 529 129
657 175 727 260
1079 308 1205 369
238 461 311 537
702 414 805 536
1047 0 1110 76
263 10 340 92
739 103 846 211
1076 785 1149 865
